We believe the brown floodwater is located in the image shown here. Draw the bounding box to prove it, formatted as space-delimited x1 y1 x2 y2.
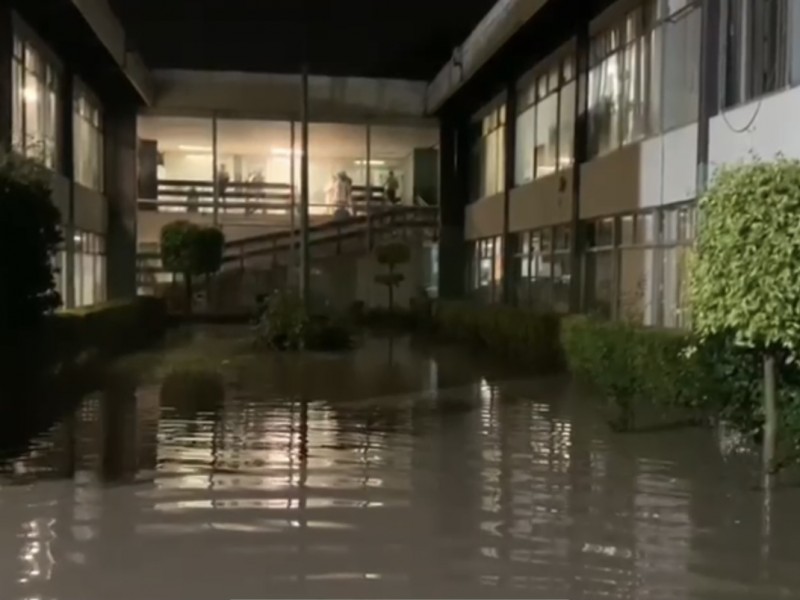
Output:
2 327 800 600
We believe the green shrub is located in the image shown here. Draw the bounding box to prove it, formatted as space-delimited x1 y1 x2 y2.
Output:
435 301 562 374
0 153 62 335
255 290 352 351
561 316 705 430
54 296 168 357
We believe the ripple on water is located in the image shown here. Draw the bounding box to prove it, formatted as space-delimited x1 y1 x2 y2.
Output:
1 329 800 600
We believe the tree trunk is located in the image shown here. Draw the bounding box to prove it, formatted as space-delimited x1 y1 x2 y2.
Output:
763 353 777 475
184 272 193 315
388 264 394 312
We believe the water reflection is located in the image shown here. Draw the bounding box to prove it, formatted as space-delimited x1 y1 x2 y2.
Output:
1 329 800 599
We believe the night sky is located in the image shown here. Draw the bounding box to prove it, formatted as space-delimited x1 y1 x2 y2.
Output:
109 0 499 79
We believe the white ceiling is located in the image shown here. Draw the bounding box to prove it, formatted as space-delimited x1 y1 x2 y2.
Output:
138 116 438 159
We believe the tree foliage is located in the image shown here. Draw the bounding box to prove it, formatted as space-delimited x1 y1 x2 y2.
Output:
374 241 411 311
194 227 225 277
690 159 800 349
0 154 62 334
689 158 800 473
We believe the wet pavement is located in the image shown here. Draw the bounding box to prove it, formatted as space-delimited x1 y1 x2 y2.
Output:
2 327 800 600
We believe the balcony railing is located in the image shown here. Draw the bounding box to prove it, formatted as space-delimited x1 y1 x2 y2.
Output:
138 179 391 217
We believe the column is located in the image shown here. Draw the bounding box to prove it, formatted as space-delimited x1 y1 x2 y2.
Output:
437 118 467 299
61 71 76 309
0 5 12 153
570 13 591 313
104 106 138 299
696 0 721 195
502 81 517 304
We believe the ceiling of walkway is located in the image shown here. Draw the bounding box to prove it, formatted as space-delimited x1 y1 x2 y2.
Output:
109 0 498 80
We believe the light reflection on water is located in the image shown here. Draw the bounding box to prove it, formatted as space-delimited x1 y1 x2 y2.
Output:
1 329 800 600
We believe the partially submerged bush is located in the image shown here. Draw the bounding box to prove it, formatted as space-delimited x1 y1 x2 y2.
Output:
254 290 352 351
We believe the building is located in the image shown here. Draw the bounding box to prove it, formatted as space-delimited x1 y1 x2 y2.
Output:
3 0 796 319
436 0 799 328
1 0 150 308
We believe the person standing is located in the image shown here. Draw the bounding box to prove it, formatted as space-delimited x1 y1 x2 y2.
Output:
384 170 400 204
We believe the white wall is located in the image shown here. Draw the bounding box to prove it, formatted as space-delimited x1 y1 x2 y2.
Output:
640 122 698 208
709 87 800 170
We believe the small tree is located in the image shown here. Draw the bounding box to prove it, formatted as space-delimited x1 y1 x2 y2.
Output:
374 241 411 311
194 227 226 303
689 159 800 473
160 220 200 312
0 154 62 335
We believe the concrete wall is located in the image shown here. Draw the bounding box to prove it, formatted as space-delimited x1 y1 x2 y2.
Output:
73 184 107 233
709 86 800 169
580 142 641 218
151 70 430 123
640 123 698 208
464 192 504 239
508 169 572 231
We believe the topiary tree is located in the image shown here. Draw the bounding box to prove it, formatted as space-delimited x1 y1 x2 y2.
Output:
689 159 800 473
194 227 226 304
374 240 411 311
160 220 201 312
0 154 62 335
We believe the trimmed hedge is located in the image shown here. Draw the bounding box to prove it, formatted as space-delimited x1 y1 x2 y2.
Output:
561 316 705 430
46 296 168 361
434 301 562 374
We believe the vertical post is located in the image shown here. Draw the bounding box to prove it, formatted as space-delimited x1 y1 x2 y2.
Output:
502 84 516 304
299 65 311 301
570 13 591 313
289 120 296 282
0 5 12 154
212 113 219 225
365 123 372 248
696 0 721 196
62 72 76 308
438 119 467 299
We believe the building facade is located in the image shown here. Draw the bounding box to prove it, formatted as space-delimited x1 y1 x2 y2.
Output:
435 0 799 328
1 0 149 308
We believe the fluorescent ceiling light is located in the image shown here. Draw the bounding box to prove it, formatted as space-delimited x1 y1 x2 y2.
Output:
178 145 212 152
22 87 38 103
354 160 387 166
271 148 302 156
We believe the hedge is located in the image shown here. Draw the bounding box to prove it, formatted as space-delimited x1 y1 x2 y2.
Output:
561 316 708 430
42 296 168 363
434 301 562 374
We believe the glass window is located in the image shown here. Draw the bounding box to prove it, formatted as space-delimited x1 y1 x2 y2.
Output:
662 7 701 130
724 0 789 108
137 116 214 215
369 125 439 208
559 80 576 169
515 106 535 184
74 86 103 191
215 119 293 216
12 35 60 168
535 93 559 178
585 251 615 318
309 123 367 216
471 102 506 200
587 53 621 157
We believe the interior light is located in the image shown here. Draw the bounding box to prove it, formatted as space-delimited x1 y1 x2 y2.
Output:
22 87 39 103
271 148 302 157
354 160 387 166
178 145 212 152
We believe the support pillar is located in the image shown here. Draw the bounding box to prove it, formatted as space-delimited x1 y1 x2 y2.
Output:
570 13 591 313
299 65 311 301
365 123 372 249
105 107 138 299
696 0 721 196
502 83 517 304
437 118 467 299
61 71 76 308
0 5 12 154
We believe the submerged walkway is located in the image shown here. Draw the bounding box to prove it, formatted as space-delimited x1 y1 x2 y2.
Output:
1 327 800 599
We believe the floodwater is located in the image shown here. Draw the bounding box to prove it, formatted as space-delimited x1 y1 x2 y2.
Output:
2 328 800 600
